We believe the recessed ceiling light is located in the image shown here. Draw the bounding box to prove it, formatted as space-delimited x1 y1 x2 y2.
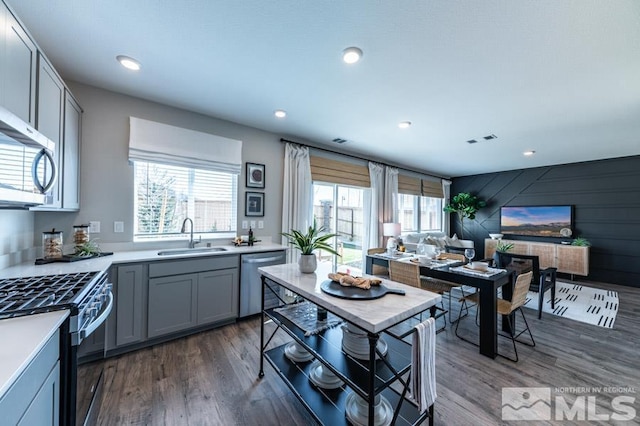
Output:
116 55 141 71
523 150 536 156
342 47 363 64
274 110 287 118
398 121 412 129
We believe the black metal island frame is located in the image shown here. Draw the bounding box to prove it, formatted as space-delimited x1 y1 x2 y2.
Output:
257 263 442 426
365 254 515 359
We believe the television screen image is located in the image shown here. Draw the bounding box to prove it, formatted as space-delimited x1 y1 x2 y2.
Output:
500 206 572 237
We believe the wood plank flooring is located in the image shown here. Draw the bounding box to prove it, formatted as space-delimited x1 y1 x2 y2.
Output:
95 279 640 425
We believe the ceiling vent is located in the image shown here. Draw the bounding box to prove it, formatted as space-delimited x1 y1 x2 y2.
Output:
332 137 348 144
483 134 497 140
466 139 478 144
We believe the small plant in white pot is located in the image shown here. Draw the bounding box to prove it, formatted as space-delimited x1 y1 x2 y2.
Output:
281 219 340 273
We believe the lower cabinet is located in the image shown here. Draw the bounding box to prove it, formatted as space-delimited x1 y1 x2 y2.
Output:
0 330 60 425
109 255 240 352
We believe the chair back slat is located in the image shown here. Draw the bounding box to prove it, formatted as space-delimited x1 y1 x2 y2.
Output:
389 260 421 288
496 251 541 285
510 271 533 310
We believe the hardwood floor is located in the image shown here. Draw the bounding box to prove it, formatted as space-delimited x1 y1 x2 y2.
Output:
95 279 640 425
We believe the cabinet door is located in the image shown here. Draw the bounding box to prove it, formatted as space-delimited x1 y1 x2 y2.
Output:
36 54 64 208
148 274 198 338
2 5 37 125
556 245 589 276
197 268 238 325
18 362 60 426
116 265 146 347
61 91 81 210
484 239 497 258
528 243 556 270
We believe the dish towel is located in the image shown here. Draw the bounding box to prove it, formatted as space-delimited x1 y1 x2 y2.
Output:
410 317 437 413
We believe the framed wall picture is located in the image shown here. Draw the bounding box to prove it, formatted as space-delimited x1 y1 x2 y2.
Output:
245 192 265 217
246 162 265 188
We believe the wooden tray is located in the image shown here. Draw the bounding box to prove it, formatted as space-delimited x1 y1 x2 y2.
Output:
320 280 405 300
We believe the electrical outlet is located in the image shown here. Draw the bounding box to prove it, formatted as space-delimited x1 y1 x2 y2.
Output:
258 220 264 229
250 220 256 229
114 221 124 233
89 221 100 233
242 220 248 230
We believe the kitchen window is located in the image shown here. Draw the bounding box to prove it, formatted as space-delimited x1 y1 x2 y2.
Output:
133 161 237 240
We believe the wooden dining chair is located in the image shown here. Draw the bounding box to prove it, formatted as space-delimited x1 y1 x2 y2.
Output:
389 260 448 332
495 251 556 319
367 248 389 276
455 271 535 362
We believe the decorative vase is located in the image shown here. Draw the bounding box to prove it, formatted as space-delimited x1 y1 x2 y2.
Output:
298 254 317 273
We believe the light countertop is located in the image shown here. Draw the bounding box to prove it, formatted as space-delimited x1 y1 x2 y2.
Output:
0 310 69 400
0 242 287 279
258 263 441 334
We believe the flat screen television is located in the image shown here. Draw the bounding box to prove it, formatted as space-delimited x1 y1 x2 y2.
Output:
500 205 573 238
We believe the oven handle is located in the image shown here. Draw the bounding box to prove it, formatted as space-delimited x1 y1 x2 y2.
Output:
80 290 113 341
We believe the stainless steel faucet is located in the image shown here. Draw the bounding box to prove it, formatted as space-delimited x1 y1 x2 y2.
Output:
181 218 200 248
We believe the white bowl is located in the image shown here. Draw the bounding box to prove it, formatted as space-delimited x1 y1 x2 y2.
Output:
489 233 503 240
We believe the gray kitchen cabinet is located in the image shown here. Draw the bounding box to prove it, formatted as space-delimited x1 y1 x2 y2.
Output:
0 1 37 125
148 273 198 338
197 268 239 325
115 264 146 347
0 329 60 425
60 91 82 210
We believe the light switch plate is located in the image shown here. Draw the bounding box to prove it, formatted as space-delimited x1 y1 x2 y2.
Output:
114 221 124 233
89 221 100 233
258 220 264 229
250 220 256 228
242 220 248 229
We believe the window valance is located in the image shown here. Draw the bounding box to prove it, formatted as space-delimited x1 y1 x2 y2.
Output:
128 117 242 174
422 179 444 198
398 174 422 196
310 155 370 187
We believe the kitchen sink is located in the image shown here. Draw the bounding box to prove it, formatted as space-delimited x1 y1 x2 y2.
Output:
157 247 228 256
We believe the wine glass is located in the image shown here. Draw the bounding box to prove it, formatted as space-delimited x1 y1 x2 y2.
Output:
464 248 475 264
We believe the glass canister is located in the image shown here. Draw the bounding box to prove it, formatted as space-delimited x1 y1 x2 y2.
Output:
42 229 63 259
73 224 90 250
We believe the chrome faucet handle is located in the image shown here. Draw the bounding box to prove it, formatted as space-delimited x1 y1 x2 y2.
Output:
193 235 202 247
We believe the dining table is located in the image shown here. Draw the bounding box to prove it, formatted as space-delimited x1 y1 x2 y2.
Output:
365 253 515 359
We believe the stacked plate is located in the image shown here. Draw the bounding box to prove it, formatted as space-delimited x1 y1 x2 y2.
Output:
345 392 393 426
341 323 388 360
284 341 314 363
308 360 344 389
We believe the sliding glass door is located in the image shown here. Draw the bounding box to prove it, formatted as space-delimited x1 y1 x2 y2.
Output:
313 183 366 274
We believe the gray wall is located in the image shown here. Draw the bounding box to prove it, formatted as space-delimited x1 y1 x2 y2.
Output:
33 82 285 249
450 155 640 287
0 210 35 269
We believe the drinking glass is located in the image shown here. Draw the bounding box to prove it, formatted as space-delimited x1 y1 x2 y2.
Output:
464 248 475 264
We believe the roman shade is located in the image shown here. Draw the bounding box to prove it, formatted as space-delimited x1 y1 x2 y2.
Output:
422 179 444 198
398 174 422 196
310 156 370 187
128 117 242 174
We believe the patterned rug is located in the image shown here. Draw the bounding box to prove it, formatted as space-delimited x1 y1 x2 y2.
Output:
523 281 618 328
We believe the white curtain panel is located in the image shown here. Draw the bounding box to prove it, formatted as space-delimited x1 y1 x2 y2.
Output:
442 180 452 236
364 162 385 254
281 143 313 263
384 166 399 223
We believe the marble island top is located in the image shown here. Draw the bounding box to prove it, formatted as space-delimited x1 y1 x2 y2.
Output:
258 263 441 334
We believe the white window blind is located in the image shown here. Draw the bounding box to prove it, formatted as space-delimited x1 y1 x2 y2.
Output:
129 117 242 174
134 162 237 239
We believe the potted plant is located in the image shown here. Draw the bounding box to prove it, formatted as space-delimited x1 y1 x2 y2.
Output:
571 237 591 247
281 219 341 273
443 192 486 239
494 240 514 267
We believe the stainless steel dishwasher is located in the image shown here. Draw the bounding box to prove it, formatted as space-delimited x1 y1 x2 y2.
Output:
240 251 287 317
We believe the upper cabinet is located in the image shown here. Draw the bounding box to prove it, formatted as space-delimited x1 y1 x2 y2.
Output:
0 1 83 211
0 1 37 126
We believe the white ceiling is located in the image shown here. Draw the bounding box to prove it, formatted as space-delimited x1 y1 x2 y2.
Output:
10 0 640 178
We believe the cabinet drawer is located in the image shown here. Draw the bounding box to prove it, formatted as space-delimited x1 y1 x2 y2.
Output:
149 255 239 277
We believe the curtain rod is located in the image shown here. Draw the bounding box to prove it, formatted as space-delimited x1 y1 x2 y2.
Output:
279 138 449 181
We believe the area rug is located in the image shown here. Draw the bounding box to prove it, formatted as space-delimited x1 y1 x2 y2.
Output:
523 281 618 328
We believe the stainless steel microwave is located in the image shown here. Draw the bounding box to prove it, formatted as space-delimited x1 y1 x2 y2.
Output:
0 105 56 208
